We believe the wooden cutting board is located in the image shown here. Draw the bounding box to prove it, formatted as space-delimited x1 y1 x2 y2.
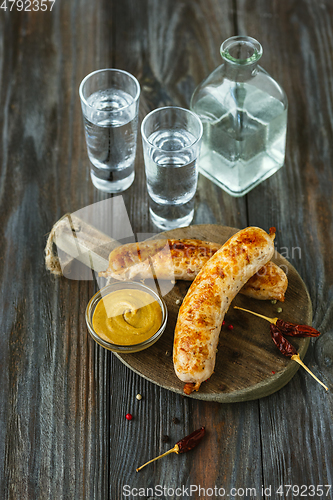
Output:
56 220 312 402
114 225 311 402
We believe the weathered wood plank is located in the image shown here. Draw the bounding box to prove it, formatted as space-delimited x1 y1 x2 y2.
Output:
107 1 264 498
0 2 112 499
238 0 333 491
1 0 333 498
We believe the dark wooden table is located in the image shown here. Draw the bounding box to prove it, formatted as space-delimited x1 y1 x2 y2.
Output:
1 1 333 499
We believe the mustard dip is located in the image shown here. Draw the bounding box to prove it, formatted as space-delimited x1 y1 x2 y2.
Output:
92 289 162 345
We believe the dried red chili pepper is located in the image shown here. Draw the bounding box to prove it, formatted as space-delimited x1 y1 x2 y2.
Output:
234 307 328 390
270 324 297 357
234 306 321 337
275 319 320 337
269 324 328 391
176 426 205 453
136 427 206 472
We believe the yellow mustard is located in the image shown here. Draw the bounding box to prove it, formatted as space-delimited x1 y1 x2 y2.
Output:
92 289 162 345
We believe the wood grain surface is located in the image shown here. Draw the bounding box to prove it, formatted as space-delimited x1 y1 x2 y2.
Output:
1 1 333 499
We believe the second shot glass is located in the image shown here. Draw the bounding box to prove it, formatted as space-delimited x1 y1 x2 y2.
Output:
141 106 203 230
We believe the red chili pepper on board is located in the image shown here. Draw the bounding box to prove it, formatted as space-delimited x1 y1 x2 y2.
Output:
270 324 298 357
234 306 321 337
275 319 320 337
269 324 328 391
136 427 206 472
233 307 328 391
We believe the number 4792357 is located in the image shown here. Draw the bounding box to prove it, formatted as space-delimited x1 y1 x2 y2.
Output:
1 0 56 11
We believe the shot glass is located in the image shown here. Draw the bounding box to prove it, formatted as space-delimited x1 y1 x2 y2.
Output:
141 106 203 230
79 69 140 193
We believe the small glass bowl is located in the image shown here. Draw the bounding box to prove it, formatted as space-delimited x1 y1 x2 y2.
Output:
85 281 168 353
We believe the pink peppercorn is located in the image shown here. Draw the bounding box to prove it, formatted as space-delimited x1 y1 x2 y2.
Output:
126 413 133 421
227 324 234 330
222 320 226 326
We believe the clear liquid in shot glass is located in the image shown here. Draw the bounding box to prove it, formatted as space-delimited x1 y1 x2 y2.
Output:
145 128 198 206
84 88 138 191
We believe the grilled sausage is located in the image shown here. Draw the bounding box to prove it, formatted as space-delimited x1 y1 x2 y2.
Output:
100 239 219 280
241 261 287 302
100 237 287 302
173 227 276 394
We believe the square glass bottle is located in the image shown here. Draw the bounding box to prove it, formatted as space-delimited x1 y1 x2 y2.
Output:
190 36 288 197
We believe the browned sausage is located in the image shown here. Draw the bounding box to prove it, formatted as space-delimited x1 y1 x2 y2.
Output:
173 227 276 393
100 237 287 302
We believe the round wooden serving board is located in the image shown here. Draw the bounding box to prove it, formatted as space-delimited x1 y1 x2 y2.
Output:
115 225 312 402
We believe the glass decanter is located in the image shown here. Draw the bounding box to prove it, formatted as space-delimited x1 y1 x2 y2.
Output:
190 36 288 197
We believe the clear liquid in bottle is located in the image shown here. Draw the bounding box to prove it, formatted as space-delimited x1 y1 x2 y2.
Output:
191 36 288 196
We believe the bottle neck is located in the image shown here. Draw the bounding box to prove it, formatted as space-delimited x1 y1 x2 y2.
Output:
220 36 262 82
223 61 259 82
